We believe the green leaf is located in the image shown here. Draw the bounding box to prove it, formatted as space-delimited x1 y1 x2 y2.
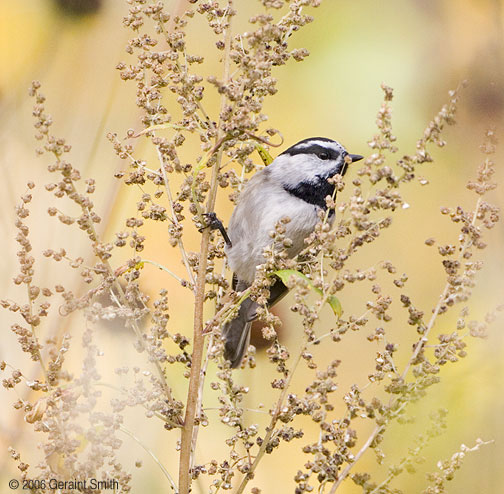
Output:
273 269 342 317
273 269 316 289
327 295 343 317
255 142 274 165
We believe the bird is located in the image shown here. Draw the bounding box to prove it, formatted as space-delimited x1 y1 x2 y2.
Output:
208 137 363 368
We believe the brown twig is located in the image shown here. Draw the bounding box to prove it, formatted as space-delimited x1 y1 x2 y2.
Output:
327 192 485 492
244 131 284 148
401 195 482 381
329 425 383 493
234 339 307 494
158 148 196 287
235 210 338 493
178 5 234 494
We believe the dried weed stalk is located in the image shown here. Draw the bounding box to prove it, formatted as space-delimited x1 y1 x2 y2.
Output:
1 1 501 494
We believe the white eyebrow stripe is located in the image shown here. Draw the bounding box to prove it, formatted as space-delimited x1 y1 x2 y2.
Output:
294 141 316 149
294 140 345 152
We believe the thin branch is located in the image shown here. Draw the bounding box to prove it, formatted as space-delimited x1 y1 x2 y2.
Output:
244 131 284 148
26 281 49 384
189 331 215 472
140 258 183 283
234 339 307 494
178 5 234 494
401 196 483 381
234 192 342 493
157 147 196 287
64 178 177 407
329 425 384 494
328 191 486 492
120 425 178 493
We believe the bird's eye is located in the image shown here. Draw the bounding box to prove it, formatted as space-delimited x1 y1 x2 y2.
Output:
318 152 330 160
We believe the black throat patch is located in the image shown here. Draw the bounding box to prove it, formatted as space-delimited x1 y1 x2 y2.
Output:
283 177 335 212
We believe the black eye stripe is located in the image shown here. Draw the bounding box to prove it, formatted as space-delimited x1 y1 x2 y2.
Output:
281 144 340 159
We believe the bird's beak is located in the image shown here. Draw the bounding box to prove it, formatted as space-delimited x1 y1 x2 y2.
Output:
348 154 364 162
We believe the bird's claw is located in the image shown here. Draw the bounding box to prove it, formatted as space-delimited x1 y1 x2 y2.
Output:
202 212 220 230
200 212 232 248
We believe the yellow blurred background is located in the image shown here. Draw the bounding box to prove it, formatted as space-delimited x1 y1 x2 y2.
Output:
1 1 503 493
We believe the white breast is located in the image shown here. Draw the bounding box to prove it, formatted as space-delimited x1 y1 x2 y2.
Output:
225 182 321 283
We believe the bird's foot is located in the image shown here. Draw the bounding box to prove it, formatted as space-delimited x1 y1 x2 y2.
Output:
201 212 232 248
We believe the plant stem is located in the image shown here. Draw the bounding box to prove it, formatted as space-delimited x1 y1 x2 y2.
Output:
120 425 178 493
141 258 183 283
234 340 307 494
329 425 383 493
190 331 216 472
401 196 482 380
178 228 211 494
26 281 49 385
158 147 196 287
328 194 485 492
67 178 176 405
178 6 233 494
234 200 340 494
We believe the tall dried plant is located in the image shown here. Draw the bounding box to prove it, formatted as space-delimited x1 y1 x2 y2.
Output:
1 1 501 494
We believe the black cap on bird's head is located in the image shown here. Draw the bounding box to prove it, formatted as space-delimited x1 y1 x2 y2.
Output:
281 137 363 173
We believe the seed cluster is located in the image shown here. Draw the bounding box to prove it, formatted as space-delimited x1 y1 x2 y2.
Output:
1 2 501 494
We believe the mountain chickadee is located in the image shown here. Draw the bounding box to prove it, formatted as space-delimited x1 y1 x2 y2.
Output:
208 137 363 368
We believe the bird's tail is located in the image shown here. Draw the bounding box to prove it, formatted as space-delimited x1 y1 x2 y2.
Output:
222 277 288 368
222 297 257 368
